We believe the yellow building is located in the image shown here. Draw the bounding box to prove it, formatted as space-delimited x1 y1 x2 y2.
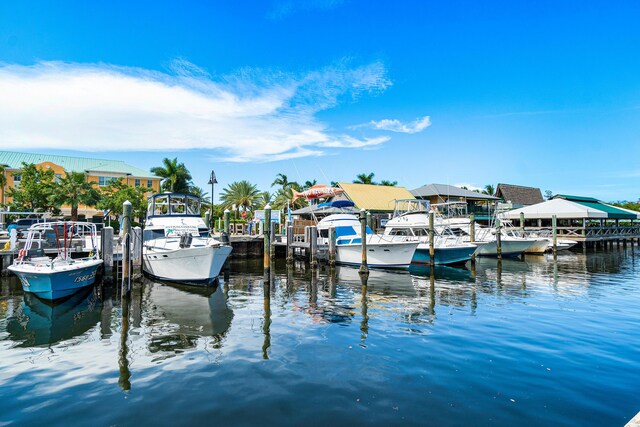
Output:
0 151 161 219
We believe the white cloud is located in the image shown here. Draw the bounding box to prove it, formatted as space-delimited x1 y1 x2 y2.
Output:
0 60 391 162
363 115 431 134
453 183 483 192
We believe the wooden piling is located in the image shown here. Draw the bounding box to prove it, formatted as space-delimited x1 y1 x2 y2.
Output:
310 225 318 268
359 209 369 276
519 212 525 235
286 225 294 264
132 226 142 272
224 209 230 236
552 214 557 255
329 226 337 267
264 204 271 274
270 221 276 259
101 226 114 280
495 217 502 259
122 200 132 294
366 212 373 232
428 211 435 266
469 214 475 243
204 211 211 230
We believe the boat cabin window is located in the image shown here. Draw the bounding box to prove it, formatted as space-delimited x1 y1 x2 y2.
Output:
187 197 200 215
412 228 429 237
450 227 469 236
153 195 169 215
170 196 186 214
388 228 412 236
319 229 329 238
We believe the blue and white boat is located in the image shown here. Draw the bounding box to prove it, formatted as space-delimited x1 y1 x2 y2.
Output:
383 199 478 266
8 222 103 300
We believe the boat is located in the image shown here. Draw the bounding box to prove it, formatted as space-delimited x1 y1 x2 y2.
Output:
496 220 579 253
8 222 103 300
142 193 232 285
316 213 419 268
383 200 478 266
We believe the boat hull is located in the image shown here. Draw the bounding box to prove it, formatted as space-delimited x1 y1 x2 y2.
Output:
335 241 419 269
524 239 551 254
143 244 232 285
8 260 102 300
473 239 533 257
412 244 476 266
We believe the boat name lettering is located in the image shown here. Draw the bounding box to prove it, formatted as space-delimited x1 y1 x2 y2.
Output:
74 270 97 283
164 226 199 237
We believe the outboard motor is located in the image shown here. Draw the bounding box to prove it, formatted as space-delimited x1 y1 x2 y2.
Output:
179 233 193 248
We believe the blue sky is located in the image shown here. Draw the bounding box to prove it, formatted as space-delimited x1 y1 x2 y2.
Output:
1 0 639 202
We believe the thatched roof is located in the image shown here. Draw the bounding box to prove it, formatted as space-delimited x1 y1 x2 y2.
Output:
495 183 543 206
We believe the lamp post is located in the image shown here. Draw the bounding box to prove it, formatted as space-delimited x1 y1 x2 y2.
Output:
208 170 217 229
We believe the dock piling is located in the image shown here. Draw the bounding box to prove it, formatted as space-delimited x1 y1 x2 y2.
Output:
270 221 276 259
469 214 475 243
264 204 271 275
495 217 502 260
429 211 435 266
310 225 318 269
286 225 294 264
552 215 558 255
329 226 337 267
101 226 114 281
519 212 525 235
122 200 132 294
359 209 369 276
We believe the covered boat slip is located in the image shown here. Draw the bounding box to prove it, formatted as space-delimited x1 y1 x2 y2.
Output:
501 195 640 242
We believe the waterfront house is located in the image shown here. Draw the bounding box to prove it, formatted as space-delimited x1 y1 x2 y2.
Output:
495 183 544 209
410 183 498 222
0 151 161 220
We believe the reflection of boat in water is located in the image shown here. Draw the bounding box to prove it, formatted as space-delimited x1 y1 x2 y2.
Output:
6 286 101 347
144 279 233 353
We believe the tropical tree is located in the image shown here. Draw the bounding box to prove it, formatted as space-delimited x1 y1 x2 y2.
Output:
0 165 6 193
544 190 553 200
7 162 59 214
219 180 260 214
271 173 291 189
353 173 376 185
380 180 398 186
150 157 193 193
482 184 495 196
255 191 273 210
303 179 317 190
52 172 100 221
97 178 148 222
272 182 307 210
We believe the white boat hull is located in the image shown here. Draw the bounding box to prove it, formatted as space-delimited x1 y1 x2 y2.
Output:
473 239 534 257
524 239 551 254
143 244 232 285
335 239 419 268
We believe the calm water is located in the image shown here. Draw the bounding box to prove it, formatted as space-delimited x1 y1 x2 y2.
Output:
1 248 640 426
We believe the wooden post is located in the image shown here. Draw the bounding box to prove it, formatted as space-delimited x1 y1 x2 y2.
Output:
122 201 132 293
469 214 475 243
359 209 369 275
264 204 271 274
204 211 211 230
520 212 525 235
310 225 318 268
429 211 435 266
286 225 294 264
552 214 558 255
101 226 114 280
224 209 230 236
495 217 502 259
270 221 276 259
132 226 142 271
366 212 372 232
329 226 337 267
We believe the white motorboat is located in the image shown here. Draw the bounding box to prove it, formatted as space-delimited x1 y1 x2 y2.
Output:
8 222 103 300
383 200 477 266
316 214 418 269
143 193 232 285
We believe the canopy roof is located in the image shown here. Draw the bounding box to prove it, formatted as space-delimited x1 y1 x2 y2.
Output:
411 183 498 200
337 183 415 212
502 197 640 220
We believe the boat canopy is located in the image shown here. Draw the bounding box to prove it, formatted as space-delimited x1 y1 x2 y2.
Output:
317 200 355 208
147 193 201 218
501 197 640 220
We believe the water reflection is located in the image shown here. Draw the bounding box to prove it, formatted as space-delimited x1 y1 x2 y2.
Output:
6 286 101 347
143 279 233 356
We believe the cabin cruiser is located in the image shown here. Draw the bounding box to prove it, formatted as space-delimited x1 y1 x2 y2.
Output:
383 200 478 266
8 222 102 300
143 193 232 285
316 213 418 269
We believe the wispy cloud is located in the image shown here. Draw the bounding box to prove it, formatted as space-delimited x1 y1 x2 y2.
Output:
268 0 346 20
352 115 431 134
453 183 483 192
0 60 392 162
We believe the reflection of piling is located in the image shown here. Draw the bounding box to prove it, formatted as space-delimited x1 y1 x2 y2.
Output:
496 258 503 287
429 211 435 266
359 209 369 276
310 225 318 269
262 281 271 360
495 217 502 260
101 226 114 281
552 215 558 256
359 273 369 341
122 201 132 294
118 294 131 391
286 225 294 264
328 226 337 267
264 205 271 276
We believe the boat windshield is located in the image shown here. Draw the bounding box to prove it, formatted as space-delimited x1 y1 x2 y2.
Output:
148 194 201 217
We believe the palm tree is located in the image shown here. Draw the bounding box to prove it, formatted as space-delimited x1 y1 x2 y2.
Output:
303 179 317 190
255 191 273 210
380 180 398 186
272 173 293 189
150 157 193 193
188 185 208 200
353 173 376 185
219 180 260 214
272 182 307 210
53 172 99 221
482 184 495 196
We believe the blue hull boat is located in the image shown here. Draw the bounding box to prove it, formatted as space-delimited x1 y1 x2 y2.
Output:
411 245 476 266
10 261 102 300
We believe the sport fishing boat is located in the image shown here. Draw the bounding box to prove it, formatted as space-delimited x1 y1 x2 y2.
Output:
383 200 478 266
8 222 103 300
316 213 419 269
142 193 232 285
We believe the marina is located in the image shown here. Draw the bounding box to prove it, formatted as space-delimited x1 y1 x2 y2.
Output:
1 248 640 426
